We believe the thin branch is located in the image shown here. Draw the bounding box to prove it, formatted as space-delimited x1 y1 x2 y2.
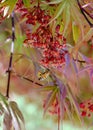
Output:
73 58 86 63
6 11 15 98
77 0 93 27
12 71 43 86
82 8 93 20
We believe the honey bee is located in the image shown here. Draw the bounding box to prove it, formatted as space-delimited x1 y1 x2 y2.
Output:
38 69 50 80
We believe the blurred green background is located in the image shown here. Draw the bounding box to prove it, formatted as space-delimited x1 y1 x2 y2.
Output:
0 94 87 130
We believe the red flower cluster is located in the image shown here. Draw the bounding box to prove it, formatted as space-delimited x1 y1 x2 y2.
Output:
16 1 51 25
15 0 28 16
43 98 60 116
25 6 51 26
24 25 67 67
80 99 93 117
16 1 67 67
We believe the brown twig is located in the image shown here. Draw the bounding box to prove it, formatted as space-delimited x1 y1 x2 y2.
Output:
77 0 93 27
6 11 15 98
73 58 86 63
12 71 43 86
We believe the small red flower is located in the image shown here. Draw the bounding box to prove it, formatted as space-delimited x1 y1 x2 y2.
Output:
81 111 87 117
80 99 93 117
88 104 93 112
88 113 91 117
80 103 85 109
43 98 61 116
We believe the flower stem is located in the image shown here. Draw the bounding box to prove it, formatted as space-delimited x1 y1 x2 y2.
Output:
6 11 15 98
